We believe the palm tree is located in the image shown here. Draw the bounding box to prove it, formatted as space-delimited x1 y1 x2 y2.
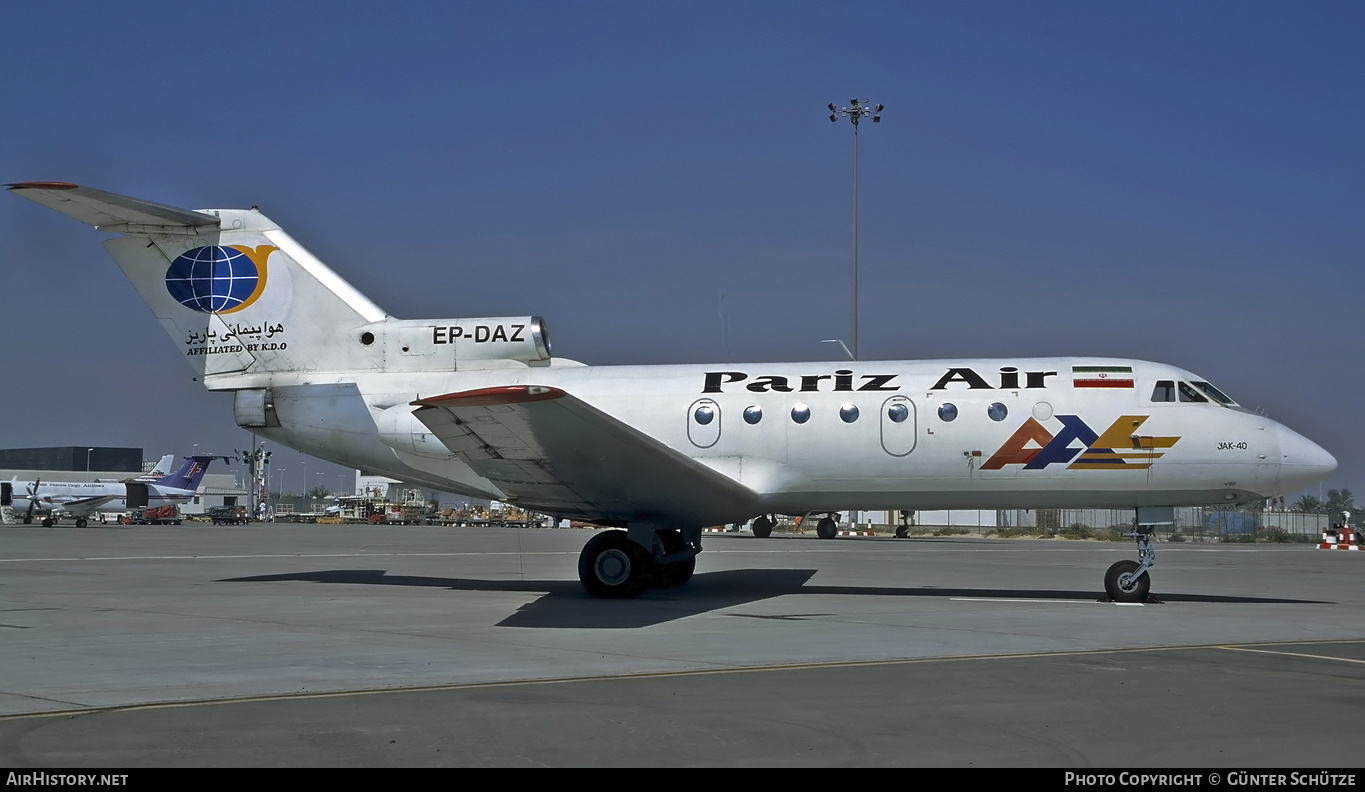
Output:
1292 494 1324 513
1324 488 1355 516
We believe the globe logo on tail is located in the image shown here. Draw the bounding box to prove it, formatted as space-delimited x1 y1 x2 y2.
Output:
165 245 275 313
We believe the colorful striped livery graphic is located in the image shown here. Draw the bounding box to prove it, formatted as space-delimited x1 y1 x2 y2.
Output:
982 415 1179 471
1073 365 1134 389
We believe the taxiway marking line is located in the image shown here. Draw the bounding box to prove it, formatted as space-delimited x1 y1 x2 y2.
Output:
1217 645 1365 665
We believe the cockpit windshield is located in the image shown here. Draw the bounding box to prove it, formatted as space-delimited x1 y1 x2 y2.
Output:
1177 382 1208 403
1192 381 1236 406
1150 378 1238 407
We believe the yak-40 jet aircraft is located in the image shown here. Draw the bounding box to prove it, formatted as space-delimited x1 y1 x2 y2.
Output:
11 182 1337 600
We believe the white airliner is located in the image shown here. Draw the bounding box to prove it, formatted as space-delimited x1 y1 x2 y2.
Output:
10 182 1337 600
5 454 222 527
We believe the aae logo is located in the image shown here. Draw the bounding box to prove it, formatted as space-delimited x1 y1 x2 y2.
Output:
165 245 276 314
982 414 1180 471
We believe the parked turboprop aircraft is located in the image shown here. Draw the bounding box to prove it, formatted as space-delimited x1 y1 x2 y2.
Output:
5 454 223 527
10 182 1338 599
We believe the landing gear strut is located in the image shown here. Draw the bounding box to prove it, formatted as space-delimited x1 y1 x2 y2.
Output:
1104 525 1154 602
895 509 912 539
647 529 696 589
578 527 701 599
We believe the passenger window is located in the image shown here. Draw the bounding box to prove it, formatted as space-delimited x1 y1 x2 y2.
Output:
1177 382 1208 403
1151 381 1175 402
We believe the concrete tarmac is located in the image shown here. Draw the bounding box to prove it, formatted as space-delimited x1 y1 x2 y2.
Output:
1 523 1361 767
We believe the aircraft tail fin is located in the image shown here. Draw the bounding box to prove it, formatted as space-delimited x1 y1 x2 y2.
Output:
9 182 388 387
11 182 559 390
144 454 176 479
154 455 224 493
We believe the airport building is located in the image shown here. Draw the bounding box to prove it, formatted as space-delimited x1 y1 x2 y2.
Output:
0 446 143 473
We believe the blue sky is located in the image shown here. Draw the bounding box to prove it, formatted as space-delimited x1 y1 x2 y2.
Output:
3 1 1362 501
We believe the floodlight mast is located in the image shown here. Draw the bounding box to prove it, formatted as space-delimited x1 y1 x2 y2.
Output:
235 440 271 519
828 98 882 361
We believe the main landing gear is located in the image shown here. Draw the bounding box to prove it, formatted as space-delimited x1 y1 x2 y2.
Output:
1104 525 1155 603
749 513 841 539
578 527 701 599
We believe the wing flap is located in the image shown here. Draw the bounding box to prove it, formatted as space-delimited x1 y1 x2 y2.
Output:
412 386 755 524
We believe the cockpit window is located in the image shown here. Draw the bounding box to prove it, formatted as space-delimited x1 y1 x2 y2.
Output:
1151 381 1175 402
1177 382 1208 403
1192 381 1235 406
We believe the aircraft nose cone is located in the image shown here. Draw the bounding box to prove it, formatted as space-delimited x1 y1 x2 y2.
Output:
1278 425 1337 493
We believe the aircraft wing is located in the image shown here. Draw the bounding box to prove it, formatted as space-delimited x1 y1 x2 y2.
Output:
48 495 119 516
8 182 218 230
411 386 756 525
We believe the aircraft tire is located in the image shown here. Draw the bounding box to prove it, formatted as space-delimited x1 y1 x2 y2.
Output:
895 524 909 539
816 517 838 540
751 516 773 538
75 518 87 529
22 517 32 524
647 529 696 589
579 530 648 599
41 517 54 528
1104 560 1150 603
651 559 696 588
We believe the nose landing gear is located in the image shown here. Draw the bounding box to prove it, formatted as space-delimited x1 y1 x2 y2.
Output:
1104 525 1155 603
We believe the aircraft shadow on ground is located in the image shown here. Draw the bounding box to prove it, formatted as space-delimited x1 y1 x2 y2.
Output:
221 569 1332 629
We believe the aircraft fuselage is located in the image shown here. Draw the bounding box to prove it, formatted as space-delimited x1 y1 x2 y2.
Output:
244 356 1331 526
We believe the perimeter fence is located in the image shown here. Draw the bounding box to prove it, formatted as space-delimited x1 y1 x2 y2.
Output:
894 507 1331 543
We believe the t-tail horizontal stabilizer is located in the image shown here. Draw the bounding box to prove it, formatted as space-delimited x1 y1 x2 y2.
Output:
9 182 218 230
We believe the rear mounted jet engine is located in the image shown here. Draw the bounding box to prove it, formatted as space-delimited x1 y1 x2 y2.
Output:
355 316 552 371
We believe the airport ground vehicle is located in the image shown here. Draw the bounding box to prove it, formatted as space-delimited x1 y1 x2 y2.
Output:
122 505 182 525
206 505 248 525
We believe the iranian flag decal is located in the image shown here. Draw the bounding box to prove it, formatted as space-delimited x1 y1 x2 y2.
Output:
1073 365 1134 388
